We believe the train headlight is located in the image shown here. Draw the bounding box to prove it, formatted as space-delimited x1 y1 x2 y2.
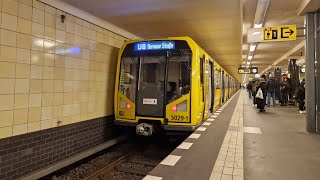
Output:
120 99 126 108
120 99 131 109
177 100 187 112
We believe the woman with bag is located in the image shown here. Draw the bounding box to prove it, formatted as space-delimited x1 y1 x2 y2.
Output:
252 79 259 105
256 77 267 112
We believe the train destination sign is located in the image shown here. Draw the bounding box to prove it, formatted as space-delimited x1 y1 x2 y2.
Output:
238 67 258 74
134 41 175 51
247 25 297 43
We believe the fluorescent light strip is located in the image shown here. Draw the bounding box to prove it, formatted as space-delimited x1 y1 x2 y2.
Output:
249 44 256 51
254 23 263 28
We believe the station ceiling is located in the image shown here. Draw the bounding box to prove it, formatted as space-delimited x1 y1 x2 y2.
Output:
59 0 320 82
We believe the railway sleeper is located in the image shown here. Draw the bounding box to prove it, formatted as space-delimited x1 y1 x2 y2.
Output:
128 159 159 166
115 166 152 176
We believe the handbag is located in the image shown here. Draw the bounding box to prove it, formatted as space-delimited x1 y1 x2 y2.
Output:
255 88 264 99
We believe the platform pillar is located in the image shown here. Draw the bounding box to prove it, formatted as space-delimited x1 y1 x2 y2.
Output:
305 12 317 133
316 11 320 132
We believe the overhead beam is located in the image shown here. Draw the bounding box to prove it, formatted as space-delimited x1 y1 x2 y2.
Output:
260 40 305 74
298 0 320 16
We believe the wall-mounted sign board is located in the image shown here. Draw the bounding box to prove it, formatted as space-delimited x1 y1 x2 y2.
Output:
238 67 258 74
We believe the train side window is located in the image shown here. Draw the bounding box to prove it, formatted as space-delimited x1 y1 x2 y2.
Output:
200 57 204 85
166 50 192 103
119 57 138 102
215 69 221 89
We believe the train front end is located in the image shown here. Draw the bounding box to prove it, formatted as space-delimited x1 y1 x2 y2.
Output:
114 38 197 136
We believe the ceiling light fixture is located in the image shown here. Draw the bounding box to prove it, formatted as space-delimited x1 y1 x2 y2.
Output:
252 31 261 35
253 0 270 27
247 61 251 65
254 23 263 28
248 0 270 74
249 44 256 51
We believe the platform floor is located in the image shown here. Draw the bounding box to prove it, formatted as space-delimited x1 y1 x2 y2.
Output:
144 90 320 180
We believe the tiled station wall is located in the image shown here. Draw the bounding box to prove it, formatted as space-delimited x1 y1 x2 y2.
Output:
0 0 129 179
0 0 127 139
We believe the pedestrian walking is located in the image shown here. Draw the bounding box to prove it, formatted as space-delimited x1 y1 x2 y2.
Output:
266 74 278 107
295 80 305 114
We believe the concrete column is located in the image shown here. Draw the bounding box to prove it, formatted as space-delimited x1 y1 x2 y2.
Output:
305 12 317 133
316 11 320 131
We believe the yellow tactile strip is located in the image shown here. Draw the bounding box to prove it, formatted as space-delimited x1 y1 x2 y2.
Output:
209 91 244 180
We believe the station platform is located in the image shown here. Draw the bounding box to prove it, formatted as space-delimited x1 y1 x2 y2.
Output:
144 90 320 180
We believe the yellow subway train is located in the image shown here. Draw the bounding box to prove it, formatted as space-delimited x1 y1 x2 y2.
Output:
114 37 239 136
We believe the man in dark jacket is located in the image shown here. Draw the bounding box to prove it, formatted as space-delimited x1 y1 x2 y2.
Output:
280 77 291 106
256 78 267 112
295 80 305 114
266 74 278 107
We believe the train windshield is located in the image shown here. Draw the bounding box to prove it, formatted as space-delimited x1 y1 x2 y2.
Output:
119 40 191 117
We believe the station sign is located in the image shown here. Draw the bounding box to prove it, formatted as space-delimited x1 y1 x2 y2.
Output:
263 25 296 42
247 25 297 43
238 67 258 74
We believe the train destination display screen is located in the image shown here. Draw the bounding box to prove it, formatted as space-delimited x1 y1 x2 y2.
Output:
134 41 175 51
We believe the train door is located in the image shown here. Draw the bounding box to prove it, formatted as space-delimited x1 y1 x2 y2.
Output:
221 70 225 103
209 61 214 113
205 60 211 116
228 76 231 98
200 56 205 119
136 56 165 117
214 67 221 109
226 75 229 99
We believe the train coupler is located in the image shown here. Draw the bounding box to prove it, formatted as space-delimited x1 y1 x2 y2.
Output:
136 123 154 136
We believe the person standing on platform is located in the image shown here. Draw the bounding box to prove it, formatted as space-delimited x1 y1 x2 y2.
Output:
295 80 306 114
256 78 267 112
247 81 253 98
252 78 259 106
280 77 291 106
266 74 278 107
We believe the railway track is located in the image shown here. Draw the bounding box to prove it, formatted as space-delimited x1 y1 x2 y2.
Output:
85 152 159 180
52 135 187 180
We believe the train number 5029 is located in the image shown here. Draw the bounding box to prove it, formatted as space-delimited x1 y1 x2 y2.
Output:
171 115 188 121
